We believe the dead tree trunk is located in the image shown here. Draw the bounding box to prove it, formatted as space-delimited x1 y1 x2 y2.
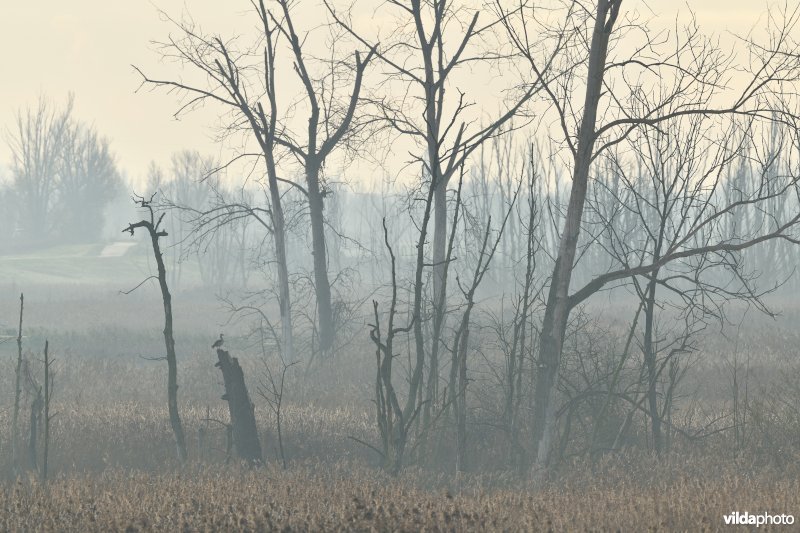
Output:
215 348 263 465
11 293 24 473
124 194 187 463
28 386 42 472
42 340 53 482
19 340 46 475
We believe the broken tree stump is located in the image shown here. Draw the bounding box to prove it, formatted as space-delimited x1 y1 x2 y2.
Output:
215 348 263 465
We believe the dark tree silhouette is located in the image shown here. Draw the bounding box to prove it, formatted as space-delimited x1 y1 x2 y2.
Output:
123 193 188 463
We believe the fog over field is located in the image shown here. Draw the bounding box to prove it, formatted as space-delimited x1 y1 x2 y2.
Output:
2 1 800 531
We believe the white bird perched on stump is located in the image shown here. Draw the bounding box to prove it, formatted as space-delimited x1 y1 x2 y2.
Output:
212 334 224 349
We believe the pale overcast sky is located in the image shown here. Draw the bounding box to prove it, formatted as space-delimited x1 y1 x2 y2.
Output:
0 1 779 183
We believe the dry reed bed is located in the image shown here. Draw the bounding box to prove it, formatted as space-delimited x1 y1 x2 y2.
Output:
2 302 800 530
0 400 378 473
3 461 799 531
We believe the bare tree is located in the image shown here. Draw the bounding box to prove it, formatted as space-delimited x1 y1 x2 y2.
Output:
6 95 73 243
123 194 188 463
589 113 789 453
41 340 54 482
498 0 800 468
161 153 254 290
6 94 122 246
269 0 376 356
258 353 298 469
57 122 123 241
11 293 24 473
329 0 538 303
328 0 558 439
366 219 416 474
157 151 216 290
448 201 515 472
135 4 295 360
26 367 43 473
136 0 375 358
495 149 544 466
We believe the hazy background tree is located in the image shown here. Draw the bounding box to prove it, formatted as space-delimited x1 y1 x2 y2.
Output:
7 95 74 244
56 121 123 242
5 94 123 247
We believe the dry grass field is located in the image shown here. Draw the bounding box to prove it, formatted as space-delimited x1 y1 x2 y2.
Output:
2 287 800 531
4 461 800 532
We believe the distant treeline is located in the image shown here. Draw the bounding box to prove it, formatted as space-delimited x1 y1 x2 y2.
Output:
1 95 124 248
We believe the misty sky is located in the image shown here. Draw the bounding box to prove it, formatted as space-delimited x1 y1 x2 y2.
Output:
0 1 776 183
